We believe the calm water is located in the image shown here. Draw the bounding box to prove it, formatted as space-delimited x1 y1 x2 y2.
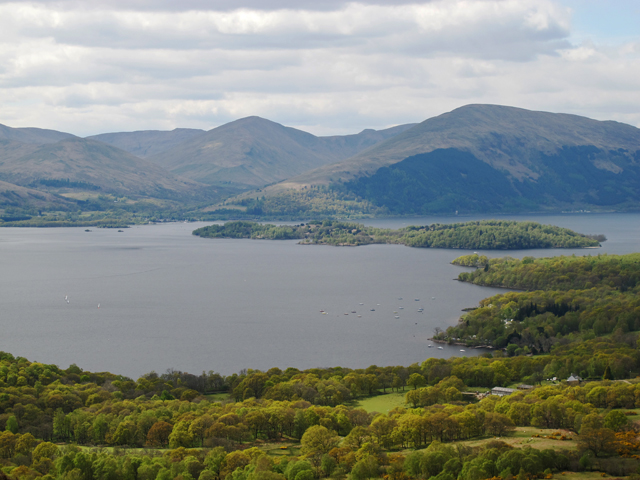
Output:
0 213 638 379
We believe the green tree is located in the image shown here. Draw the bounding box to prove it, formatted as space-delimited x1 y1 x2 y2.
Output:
5 415 18 434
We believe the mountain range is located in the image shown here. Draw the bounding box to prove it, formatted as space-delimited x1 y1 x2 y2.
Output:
0 117 415 211
1 104 639 217
255 104 640 215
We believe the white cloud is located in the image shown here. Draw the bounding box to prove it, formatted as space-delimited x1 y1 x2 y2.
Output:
0 0 638 136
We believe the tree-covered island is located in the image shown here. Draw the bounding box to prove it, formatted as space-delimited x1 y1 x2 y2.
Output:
193 220 602 250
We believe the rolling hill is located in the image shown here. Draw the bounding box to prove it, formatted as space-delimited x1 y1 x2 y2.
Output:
148 117 415 189
246 105 640 215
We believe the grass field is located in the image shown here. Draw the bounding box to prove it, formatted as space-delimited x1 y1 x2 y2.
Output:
458 426 578 451
354 392 407 413
205 392 231 402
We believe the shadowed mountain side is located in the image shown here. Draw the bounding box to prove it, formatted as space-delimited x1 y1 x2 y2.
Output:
0 180 73 209
0 123 76 145
0 138 212 200
272 104 640 191
148 117 416 189
87 128 206 158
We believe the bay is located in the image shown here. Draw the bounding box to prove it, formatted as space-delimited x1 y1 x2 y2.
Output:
0 212 638 379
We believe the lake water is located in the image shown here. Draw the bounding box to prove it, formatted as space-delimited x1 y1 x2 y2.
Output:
0 212 638 379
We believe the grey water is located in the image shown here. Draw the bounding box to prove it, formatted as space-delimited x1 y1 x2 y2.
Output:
0 212 638 379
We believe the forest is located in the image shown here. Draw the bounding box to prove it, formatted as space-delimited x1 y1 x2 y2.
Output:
192 220 601 250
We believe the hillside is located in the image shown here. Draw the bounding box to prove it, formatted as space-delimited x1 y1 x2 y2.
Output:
0 137 211 201
149 117 415 189
87 128 206 158
0 122 76 144
0 179 73 211
242 105 640 215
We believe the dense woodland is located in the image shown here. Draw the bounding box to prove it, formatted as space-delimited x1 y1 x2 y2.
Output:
3 251 640 480
192 220 601 250
439 253 640 353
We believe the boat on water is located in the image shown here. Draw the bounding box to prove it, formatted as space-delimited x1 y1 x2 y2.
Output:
394 315 400 319
460 349 465 352
427 345 433 348
437 346 443 350
357 315 361 317
359 303 364 305
351 311 356 313
370 309 375 311
399 306 404 309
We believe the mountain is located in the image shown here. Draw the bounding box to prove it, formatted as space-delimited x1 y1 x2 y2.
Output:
148 117 415 189
251 105 640 214
0 137 209 200
87 128 206 158
0 123 76 145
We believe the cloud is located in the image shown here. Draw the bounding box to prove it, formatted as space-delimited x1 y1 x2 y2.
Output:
0 0 638 136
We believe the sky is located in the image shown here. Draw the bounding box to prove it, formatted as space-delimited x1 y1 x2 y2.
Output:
0 0 638 136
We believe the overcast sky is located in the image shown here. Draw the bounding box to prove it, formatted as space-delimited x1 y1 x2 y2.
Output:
0 0 638 136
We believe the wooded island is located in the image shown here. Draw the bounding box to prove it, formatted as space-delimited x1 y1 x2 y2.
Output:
193 220 602 250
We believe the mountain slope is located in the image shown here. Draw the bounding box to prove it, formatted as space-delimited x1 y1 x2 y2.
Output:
278 104 640 188
87 128 206 158
0 123 76 144
0 138 209 200
0 179 73 210
244 105 640 215
148 117 416 189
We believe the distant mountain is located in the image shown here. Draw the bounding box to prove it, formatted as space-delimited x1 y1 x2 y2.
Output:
0 123 76 145
250 105 640 214
148 117 415 189
0 137 209 200
87 128 206 158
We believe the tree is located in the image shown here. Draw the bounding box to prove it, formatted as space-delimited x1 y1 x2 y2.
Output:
32 442 59 462
407 373 426 390
300 425 339 457
169 421 194 449
604 410 628 432
603 365 613 380
5 416 18 434
578 428 617 456
15 433 36 456
484 412 515 436
147 421 173 447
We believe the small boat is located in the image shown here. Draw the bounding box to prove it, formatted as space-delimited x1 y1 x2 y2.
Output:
427 345 433 348
344 313 349 315
319 310 325 313
418 308 424 312
460 349 466 352
438 346 443 350
398 297 403 300
357 315 361 318
394 315 400 319
415 299 420 301
359 303 364 305
351 311 356 313
97 304 100 309
370 309 375 311
399 307 404 310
